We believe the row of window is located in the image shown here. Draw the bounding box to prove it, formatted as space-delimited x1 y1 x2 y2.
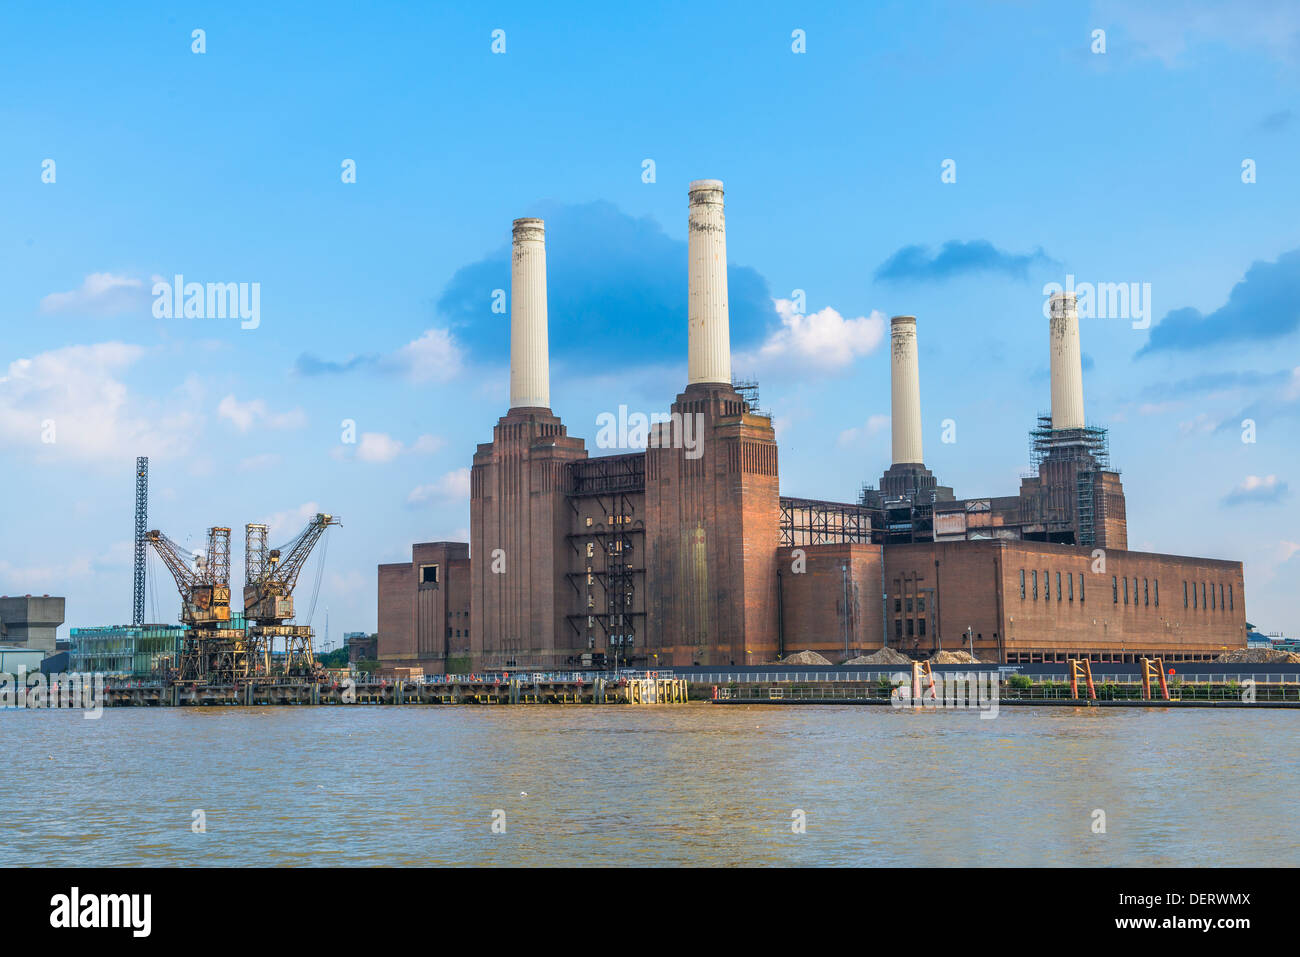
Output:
1018 569 1235 614
584 514 633 527
894 618 927 638
1019 569 1087 603
1110 575 1157 607
1183 579 1234 612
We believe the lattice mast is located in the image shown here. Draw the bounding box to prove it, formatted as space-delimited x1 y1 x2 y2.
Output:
133 457 148 626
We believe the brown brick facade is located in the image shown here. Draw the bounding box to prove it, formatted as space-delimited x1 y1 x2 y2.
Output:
376 542 471 673
470 408 587 669
644 383 779 666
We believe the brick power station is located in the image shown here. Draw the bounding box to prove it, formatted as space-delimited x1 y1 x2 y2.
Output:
377 180 1246 672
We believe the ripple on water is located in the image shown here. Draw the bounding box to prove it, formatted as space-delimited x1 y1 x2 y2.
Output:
2 705 1297 866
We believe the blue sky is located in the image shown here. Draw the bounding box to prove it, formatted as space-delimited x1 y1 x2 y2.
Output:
2 0 1298 640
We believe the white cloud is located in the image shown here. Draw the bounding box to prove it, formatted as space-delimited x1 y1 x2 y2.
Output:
217 394 307 432
40 273 148 316
1223 474 1289 506
387 328 463 382
1097 0 1300 66
1177 412 1219 435
238 453 281 471
356 432 405 463
332 431 444 463
410 433 444 454
0 342 199 462
408 467 471 506
749 299 886 372
256 502 322 539
838 414 891 447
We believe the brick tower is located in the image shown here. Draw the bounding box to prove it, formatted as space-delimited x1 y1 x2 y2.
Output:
471 218 587 668
644 180 780 666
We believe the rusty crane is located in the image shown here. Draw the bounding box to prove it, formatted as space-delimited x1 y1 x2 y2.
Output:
146 526 258 683
244 513 340 677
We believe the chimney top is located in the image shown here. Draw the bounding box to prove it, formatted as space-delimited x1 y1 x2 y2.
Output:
891 315 917 326
512 217 544 235
689 178 724 194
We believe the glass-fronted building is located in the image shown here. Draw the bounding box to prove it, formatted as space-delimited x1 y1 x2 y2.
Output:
69 624 186 675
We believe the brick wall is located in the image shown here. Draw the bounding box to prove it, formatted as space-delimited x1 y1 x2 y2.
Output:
644 383 780 666
776 543 885 662
470 408 587 669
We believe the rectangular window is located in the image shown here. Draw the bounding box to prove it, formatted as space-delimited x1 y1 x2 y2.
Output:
1211 584 1216 610
1229 584 1234 611
1219 583 1224 611
1184 581 1189 608
1056 572 1062 601
1043 570 1050 601
1124 577 1129 604
1079 573 1084 602
1202 582 1207 610
1143 578 1149 606
919 618 927 636
894 596 902 613
420 564 440 584
1113 576 1118 603
1068 574 1074 601
1032 571 1038 600
1154 579 1159 607
917 597 926 612
906 619 915 637
906 598 914 613
586 542 594 558
1193 583 1197 609
1019 569 1026 599
895 619 903 638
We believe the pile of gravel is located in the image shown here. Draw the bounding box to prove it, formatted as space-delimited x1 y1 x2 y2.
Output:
1217 647 1300 664
775 649 834 665
929 649 984 664
841 647 913 665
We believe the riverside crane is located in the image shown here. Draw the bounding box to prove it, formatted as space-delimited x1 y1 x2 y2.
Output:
244 513 340 678
146 526 255 683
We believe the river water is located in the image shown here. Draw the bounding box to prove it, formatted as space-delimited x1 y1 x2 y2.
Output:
3 704 1296 867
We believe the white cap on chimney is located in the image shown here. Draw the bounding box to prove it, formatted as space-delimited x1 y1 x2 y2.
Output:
890 316 924 465
1049 292 1085 430
509 217 550 410
687 179 731 385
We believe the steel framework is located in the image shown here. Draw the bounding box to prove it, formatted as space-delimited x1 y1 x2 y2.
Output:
779 496 874 547
146 526 252 683
243 513 340 678
132 457 148 627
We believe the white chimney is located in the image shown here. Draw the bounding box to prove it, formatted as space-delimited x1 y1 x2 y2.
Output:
890 316 924 465
687 179 732 385
1049 292 1085 430
509 217 550 410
